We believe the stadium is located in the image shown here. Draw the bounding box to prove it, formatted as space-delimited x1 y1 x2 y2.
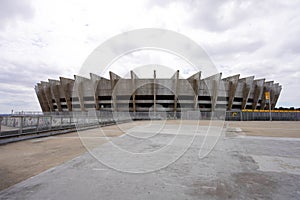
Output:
35 70 281 113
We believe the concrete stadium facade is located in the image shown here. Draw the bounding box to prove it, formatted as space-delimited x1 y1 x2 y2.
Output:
35 70 282 113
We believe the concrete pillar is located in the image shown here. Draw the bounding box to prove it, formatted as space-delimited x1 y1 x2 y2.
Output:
60 77 74 111
261 81 273 110
272 84 282 109
49 79 62 112
41 81 54 112
109 71 121 111
252 79 265 110
240 76 254 110
260 87 267 110
74 75 92 112
35 84 50 112
78 82 85 111
90 73 102 110
203 73 222 111
193 79 199 110
222 74 240 110
187 71 201 110
172 70 179 112
35 85 44 112
34 86 43 112
130 71 139 112
153 70 157 112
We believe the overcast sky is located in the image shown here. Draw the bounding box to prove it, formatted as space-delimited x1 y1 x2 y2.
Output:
0 0 299 113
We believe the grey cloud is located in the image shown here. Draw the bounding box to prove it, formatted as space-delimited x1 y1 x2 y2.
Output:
31 37 48 48
285 42 300 54
186 0 235 32
0 91 40 113
150 0 300 33
0 0 34 29
148 0 245 31
185 0 284 32
146 0 179 8
0 59 59 113
207 39 265 57
0 59 61 89
280 34 300 55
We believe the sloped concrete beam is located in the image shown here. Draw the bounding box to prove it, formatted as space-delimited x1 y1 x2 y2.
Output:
90 73 109 81
109 71 121 89
187 71 201 82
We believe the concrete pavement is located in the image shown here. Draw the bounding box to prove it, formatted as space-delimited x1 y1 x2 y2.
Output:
1 121 299 199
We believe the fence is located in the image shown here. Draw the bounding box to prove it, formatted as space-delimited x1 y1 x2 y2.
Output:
226 110 300 121
1 110 299 136
0 111 132 136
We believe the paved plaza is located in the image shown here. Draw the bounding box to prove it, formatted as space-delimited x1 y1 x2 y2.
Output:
0 121 300 199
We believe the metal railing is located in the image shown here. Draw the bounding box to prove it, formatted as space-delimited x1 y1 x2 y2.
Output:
0 111 223 136
1 110 299 137
226 110 300 121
